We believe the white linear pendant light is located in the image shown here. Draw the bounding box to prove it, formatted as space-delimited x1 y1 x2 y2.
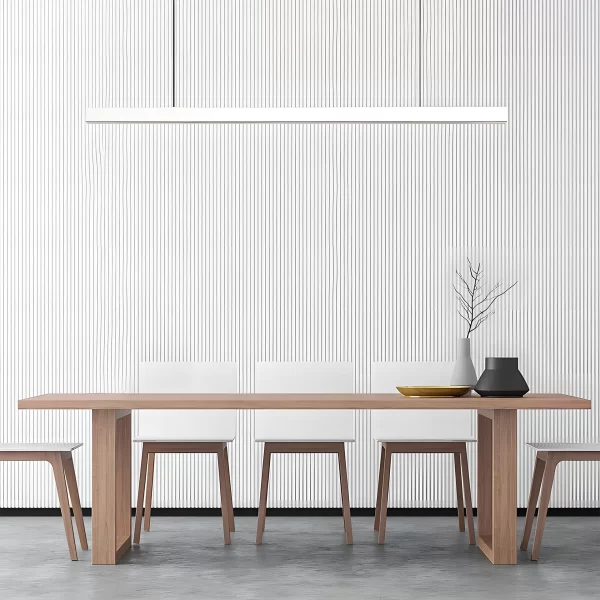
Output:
86 2 507 124
86 107 507 124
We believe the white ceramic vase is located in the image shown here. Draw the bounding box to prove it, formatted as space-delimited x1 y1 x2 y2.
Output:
450 338 478 386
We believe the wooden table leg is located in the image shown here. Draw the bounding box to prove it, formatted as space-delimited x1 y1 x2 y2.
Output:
477 409 517 565
92 409 132 565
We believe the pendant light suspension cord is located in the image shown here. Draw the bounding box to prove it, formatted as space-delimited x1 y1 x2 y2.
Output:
172 0 176 107
418 0 422 107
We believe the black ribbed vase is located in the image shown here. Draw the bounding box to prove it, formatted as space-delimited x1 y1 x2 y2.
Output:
474 357 529 398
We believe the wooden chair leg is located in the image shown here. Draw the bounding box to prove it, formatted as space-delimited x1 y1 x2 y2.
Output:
377 445 392 544
453 452 465 533
531 455 558 561
134 447 149 544
143 452 155 532
337 444 353 545
62 452 88 550
49 453 78 561
520 455 546 551
217 447 232 545
256 445 272 544
460 446 475 545
223 445 235 532
374 445 385 531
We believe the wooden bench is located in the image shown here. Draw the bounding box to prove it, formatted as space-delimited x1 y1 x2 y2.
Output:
0 443 87 560
521 442 600 560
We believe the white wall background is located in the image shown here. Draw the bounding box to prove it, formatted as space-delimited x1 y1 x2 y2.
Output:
0 0 598 509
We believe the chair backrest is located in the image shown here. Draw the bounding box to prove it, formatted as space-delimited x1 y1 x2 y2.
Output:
371 362 475 441
254 362 355 442
137 362 237 441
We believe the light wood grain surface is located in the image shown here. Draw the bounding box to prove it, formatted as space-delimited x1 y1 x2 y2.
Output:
91 410 132 565
18 393 590 410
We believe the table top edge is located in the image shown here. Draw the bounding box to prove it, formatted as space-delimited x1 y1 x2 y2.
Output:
18 393 592 410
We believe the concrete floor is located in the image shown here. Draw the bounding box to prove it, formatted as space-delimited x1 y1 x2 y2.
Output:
0 516 598 599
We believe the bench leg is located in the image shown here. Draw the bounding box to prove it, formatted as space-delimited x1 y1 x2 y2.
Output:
49 453 78 561
521 455 546 551
62 452 88 550
531 456 558 561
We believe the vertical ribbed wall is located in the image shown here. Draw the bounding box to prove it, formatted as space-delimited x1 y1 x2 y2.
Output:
177 0 419 107
0 1 598 509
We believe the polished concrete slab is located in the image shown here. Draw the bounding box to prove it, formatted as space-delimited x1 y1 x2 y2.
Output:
0 516 597 599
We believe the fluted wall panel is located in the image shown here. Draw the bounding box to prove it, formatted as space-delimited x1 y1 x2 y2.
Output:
0 0 598 509
423 0 507 106
177 0 419 107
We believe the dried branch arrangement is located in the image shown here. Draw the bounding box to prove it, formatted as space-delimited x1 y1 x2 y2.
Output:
454 259 517 338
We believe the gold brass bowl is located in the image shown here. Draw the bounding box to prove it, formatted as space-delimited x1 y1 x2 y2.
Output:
396 385 472 398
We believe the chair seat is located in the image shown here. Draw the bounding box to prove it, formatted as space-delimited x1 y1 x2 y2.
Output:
375 438 476 443
527 442 600 452
134 437 234 443
0 443 82 452
255 436 355 443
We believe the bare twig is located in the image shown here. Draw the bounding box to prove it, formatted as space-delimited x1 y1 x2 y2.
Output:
458 312 472 326
454 259 517 338
471 282 518 321
453 285 473 315
474 282 501 307
470 312 494 334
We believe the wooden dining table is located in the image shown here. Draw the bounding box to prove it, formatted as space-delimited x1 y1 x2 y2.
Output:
19 392 590 565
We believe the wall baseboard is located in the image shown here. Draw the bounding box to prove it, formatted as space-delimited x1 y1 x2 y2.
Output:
1 508 598 517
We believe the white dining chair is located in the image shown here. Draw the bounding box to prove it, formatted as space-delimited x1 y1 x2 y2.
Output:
371 362 476 544
0 444 87 560
254 362 355 544
133 362 238 545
